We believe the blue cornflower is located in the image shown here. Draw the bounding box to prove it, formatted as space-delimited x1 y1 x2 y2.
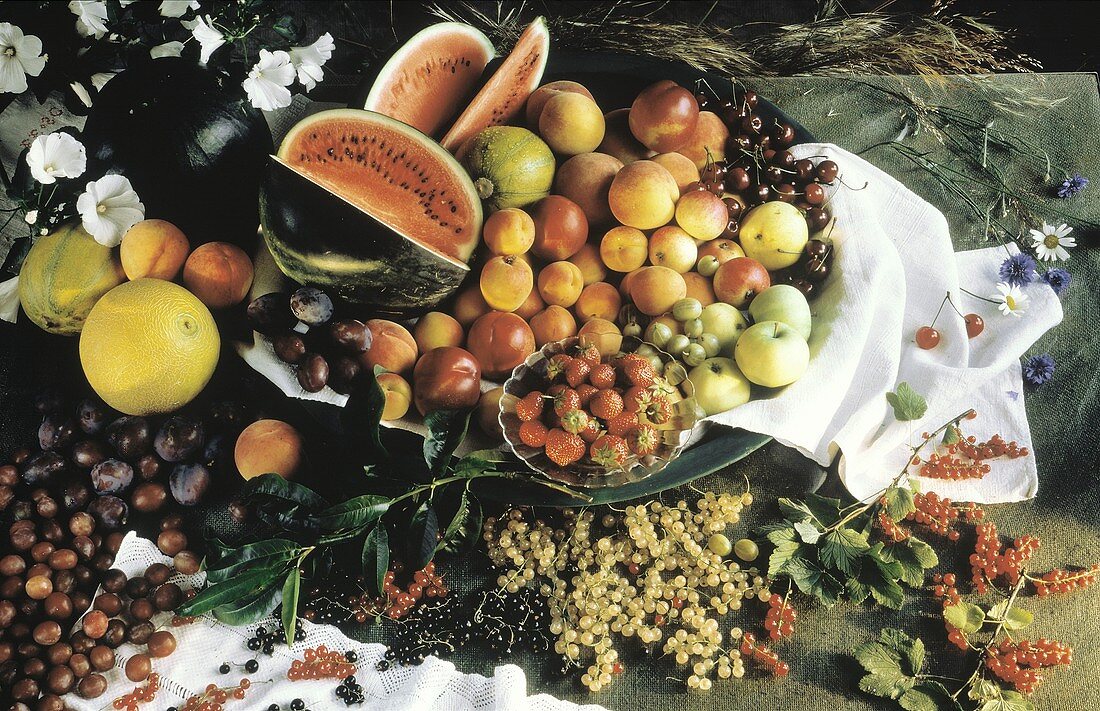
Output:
1022 353 1055 386
1057 174 1088 198
1041 268 1071 296
998 252 1036 287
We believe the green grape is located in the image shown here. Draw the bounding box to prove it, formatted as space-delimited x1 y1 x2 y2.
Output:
647 355 664 373
672 298 703 322
644 321 673 348
696 255 721 277
707 533 733 557
734 538 759 562
635 344 659 358
683 343 707 366
683 318 704 338
666 334 691 355
699 333 721 357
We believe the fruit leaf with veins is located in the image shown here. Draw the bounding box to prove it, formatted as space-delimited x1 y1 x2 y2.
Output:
887 382 929 422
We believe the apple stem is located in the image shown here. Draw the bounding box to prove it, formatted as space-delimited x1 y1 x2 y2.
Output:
773 322 780 338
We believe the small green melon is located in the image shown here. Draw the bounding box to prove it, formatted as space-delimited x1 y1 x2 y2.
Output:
460 126 556 211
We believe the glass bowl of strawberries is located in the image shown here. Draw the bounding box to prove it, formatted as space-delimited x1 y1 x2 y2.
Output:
499 336 703 488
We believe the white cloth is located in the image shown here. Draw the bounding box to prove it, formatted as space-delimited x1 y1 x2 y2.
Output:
65 533 606 711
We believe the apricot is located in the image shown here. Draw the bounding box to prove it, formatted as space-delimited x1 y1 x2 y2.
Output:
120 219 189 281
628 80 699 153
698 238 745 265
529 305 578 347
600 226 649 273
413 311 464 353
552 152 623 226
713 257 771 308
683 272 716 307
598 108 654 164
376 373 413 421
466 311 536 380
577 318 623 357
359 319 418 375
526 80 595 127
675 189 728 240
574 281 622 324
452 285 491 328
618 269 639 300
608 160 680 230
568 243 608 286
537 260 585 308
530 195 589 261
182 241 253 309
476 386 506 440
514 285 546 321
629 266 687 316
539 92 605 156
483 208 536 255
651 152 700 195
677 111 729 169
413 346 482 416
480 255 534 312
648 226 699 274
234 419 303 480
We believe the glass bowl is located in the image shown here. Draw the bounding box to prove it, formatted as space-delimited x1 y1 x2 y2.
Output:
499 336 702 489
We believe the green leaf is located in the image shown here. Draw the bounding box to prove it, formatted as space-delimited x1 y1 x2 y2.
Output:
988 600 1033 630
886 382 928 422
361 525 390 596
906 636 925 676
316 495 391 531
423 410 471 475
204 539 301 584
179 569 283 617
900 681 963 711
881 537 938 588
859 672 914 700
846 576 871 604
859 545 905 608
779 494 843 527
768 537 809 578
785 557 843 606
439 490 470 552
243 474 328 511
211 581 282 626
977 691 1035 711
854 639 903 677
943 601 985 633
767 526 798 546
883 486 916 522
342 366 388 459
821 527 870 576
408 502 440 570
942 423 962 446
794 520 822 544
281 567 300 647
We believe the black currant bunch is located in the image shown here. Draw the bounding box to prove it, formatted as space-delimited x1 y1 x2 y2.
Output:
383 596 471 666
335 675 366 706
246 623 305 655
471 586 553 656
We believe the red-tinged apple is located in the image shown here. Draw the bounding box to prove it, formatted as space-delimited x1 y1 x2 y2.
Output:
688 357 751 416
748 284 812 340
738 201 809 270
733 320 809 388
713 257 770 307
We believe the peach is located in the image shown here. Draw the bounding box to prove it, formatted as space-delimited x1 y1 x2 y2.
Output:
608 160 680 230
514 285 546 321
629 265 687 316
698 238 745 265
577 318 623 357
414 311 464 353
452 285 491 328
359 319 418 375
600 226 649 273
530 305 577 347
376 373 413 421
598 108 654 164
651 152 700 195
675 189 728 240
120 219 189 280
568 243 608 286
713 257 771 307
531 195 589 261
552 152 623 225
677 111 729 169
537 260 585 308
648 226 698 274
466 311 536 380
234 419 304 480
413 346 482 416
182 241 253 309
539 92 605 156
480 255 534 312
628 80 699 153
618 269 639 300
476 386 506 440
482 208 535 255
683 272 716 306
526 80 595 127
574 281 622 324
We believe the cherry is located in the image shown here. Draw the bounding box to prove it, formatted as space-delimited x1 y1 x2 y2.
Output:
772 123 796 147
804 183 826 205
700 162 725 184
741 90 759 109
804 239 830 259
965 313 985 338
722 220 740 239
763 165 786 184
804 258 829 283
816 160 839 183
791 278 815 297
722 196 744 220
916 326 941 350
762 148 776 163
741 115 763 135
727 134 753 154
774 183 797 202
805 207 831 231
772 150 796 169
694 92 712 110
748 183 772 204
794 159 816 182
726 166 751 191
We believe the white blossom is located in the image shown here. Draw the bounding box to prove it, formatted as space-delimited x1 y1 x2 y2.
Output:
186 15 225 65
242 49 295 111
76 175 145 247
159 0 200 18
69 1 109 40
150 41 184 59
0 22 46 94
289 32 334 91
26 132 86 184
1028 222 1075 262
993 282 1029 318
24 209 38 225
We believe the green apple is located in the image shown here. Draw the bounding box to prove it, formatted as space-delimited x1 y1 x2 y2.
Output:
738 202 809 270
734 320 809 387
699 302 748 355
748 284 812 340
688 357 751 416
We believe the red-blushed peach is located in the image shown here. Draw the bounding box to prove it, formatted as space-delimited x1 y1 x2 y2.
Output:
675 189 729 240
480 255 534 312
677 111 729 169
537 260 585 307
539 93 605 156
574 281 622 324
651 152 700 195
552 152 623 225
234 419 304 480
608 160 680 230
618 269 640 300
514 285 546 321
648 226 698 274
600 226 649 273
629 266 687 316
414 311 465 353
628 80 699 153
598 108 654 164
476 386 506 440
452 285 492 328
412 346 482 416
713 257 771 307
568 243 608 286
577 318 623 357
466 312 536 380
482 208 536 255
526 80 595 127
683 272 717 306
120 219 189 281
529 305 578 347
376 373 413 421
181 242 253 309
359 319 418 376
531 195 589 261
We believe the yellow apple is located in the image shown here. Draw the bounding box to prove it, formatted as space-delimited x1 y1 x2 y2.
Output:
688 357 751 416
699 302 748 355
733 320 809 387
738 201 809 270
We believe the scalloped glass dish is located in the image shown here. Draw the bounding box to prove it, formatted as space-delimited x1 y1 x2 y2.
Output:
499 337 702 489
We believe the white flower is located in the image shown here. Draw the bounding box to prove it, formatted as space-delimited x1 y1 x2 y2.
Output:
150 41 184 59
994 282 1029 317
69 1 109 40
0 22 46 94
90 71 114 90
187 15 225 65
159 0 200 18
76 175 145 247
24 209 38 225
242 49 295 111
289 33 334 91
1028 222 1075 262
26 132 86 184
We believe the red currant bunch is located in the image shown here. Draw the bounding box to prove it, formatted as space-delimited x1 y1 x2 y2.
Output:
1031 564 1100 596
764 593 796 641
740 632 790 677
904 491 963 539
876 508 909 542
986 638 1072 694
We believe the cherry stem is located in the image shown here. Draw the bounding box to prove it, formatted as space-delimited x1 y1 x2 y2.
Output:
929 293 950 328
960 287 1000 305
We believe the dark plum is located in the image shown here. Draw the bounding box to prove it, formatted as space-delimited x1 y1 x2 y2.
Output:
289 287 334 326
246 292 294 334
77 399 111 435
153 417 204 462
296 354 329 393
90 459 134 495
87 496 128 530
105 417 152 461
61 481 92 511
329 319 371 352
22 451 68 486
327 356 360 394
39 415 78 451
272 332 307 364
70 440 108 470
169 463 211 506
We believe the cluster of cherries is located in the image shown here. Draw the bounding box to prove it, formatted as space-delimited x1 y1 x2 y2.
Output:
171 679 252 711
286 646 357 681
985 638 1073 694
915 293 985 350
739 632 789 677
1030 564 1100 597
111 672 160 711
763 593 796 642
970 523 1040 593
915 431 1028 481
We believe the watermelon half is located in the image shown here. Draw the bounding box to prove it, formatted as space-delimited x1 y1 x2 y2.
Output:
260 109 483 317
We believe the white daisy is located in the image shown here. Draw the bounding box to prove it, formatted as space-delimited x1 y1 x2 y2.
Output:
185 15 225 65
24 209 38 225
242 49 295 111
289 33 335 91
994 282 1029 317
0 22 47 95
69 1 109 40
76 175 145 247
150 41 184 59
1028 222 1075 261
159 0 200 18
26 132 87 184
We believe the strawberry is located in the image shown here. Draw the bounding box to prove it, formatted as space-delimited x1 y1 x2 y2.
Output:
589 434 630 469
645 394 673 424
622 357 657 388
606 412 639 437
515 391 545 422
628 424 659 456
622 386 649 413
565 358 591 388
579 417 603 444
545 428 585 467
575 343 602 368
548 384 581 416
518 420 548 447
576 383 599 407
547 354 574 382
588 363 616 389
560 409 590 435
590 389 624 421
